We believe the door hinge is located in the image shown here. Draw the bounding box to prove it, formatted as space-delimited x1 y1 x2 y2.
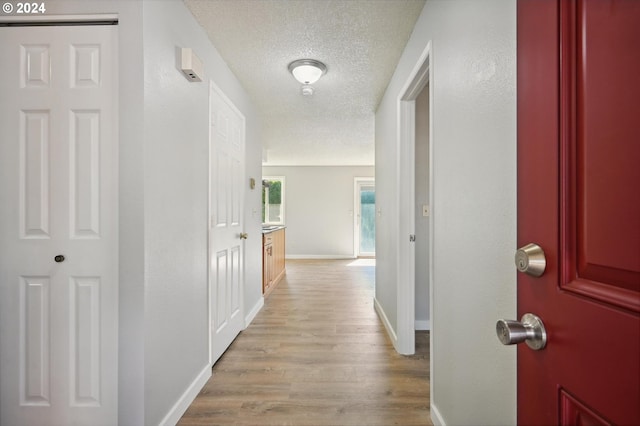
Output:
409 234 416 242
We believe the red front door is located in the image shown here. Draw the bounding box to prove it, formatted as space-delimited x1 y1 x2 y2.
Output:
517 1 640 425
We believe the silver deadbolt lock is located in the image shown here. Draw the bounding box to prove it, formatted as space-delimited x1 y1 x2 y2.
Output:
515 243 546 277
496 313 547 351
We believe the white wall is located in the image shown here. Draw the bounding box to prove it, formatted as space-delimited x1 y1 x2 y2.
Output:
262 166 374 258
38 1 263 424
415 85 430 329
142 1 263 424
375 1 517 425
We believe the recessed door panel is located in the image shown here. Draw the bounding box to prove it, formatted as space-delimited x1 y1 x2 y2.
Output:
70 276 101 407
20 110 50 239
231 157 240 226
20 276 51 406
71 44 101 88
20 44 50 88
560 390 611 426
70 110 101 239
568 0 640 297
215 150 228 227
215 250 228 332
230 245 240 316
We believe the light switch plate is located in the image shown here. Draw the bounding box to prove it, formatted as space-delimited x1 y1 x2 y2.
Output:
422 205 430 217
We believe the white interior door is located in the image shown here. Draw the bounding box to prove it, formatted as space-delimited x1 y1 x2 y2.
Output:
209 81 245 365
0 24 118 425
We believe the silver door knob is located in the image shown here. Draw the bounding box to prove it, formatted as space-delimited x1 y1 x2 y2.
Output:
515 243 546 277
496 313 547 350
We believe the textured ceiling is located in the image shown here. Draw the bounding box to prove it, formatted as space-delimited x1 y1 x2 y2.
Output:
184 0 426 166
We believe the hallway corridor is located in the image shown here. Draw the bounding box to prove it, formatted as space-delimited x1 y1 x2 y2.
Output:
179 259 431 425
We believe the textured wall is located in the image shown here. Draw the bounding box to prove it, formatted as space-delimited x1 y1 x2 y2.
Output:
142 1 263 424
185 0 426 166
262 166 374 258
375 0 517 424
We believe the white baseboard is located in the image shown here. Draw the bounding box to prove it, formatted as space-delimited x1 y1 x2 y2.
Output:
286 254 356 260
431 402 446 426
158 363 211 426
373 297 398 349
244 296 264 328
415 319 431 330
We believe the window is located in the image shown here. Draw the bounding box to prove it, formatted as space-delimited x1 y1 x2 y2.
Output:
359 186 375 255
262 177 285 225
354 178 375 257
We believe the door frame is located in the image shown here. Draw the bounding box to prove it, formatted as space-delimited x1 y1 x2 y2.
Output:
353 177 375 258
396 41 433 355
207 78 246 366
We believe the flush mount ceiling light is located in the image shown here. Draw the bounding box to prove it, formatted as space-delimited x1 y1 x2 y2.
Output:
288 59 327 95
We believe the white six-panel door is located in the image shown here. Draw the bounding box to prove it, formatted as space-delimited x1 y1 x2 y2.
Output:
0 24 118 425
209 81 245 365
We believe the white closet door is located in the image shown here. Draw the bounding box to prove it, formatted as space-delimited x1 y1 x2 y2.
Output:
0 23 118 426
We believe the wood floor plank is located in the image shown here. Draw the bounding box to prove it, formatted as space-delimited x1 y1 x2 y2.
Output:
179 259 432 426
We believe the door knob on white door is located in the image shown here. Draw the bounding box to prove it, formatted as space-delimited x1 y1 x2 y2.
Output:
496 313 547 350
239 232 248 240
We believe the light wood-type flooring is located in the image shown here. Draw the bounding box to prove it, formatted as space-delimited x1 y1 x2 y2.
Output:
179 259 432 426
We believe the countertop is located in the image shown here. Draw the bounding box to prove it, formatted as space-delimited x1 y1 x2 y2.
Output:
262 225 286 234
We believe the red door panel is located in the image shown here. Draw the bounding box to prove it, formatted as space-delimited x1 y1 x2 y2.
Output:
560 390 611 426
518 1 640 425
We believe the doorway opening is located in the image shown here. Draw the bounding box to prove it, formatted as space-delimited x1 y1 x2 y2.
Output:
396 41 432 355
414 83 430 332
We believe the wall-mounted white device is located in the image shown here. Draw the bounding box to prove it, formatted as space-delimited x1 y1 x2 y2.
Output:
180 48 203 82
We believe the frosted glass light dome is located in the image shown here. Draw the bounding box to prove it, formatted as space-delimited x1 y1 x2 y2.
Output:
288 59 327 85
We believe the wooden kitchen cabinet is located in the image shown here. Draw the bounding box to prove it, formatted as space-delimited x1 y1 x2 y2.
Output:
262 227 285 296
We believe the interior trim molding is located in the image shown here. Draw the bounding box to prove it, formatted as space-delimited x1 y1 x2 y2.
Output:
431 403 446 426
373 297 398 350
244 296 264 328
395 40 433 356
158 363 211 426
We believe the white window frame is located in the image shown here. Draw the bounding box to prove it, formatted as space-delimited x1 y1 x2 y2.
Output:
262 176 285 225
354 177 376 257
